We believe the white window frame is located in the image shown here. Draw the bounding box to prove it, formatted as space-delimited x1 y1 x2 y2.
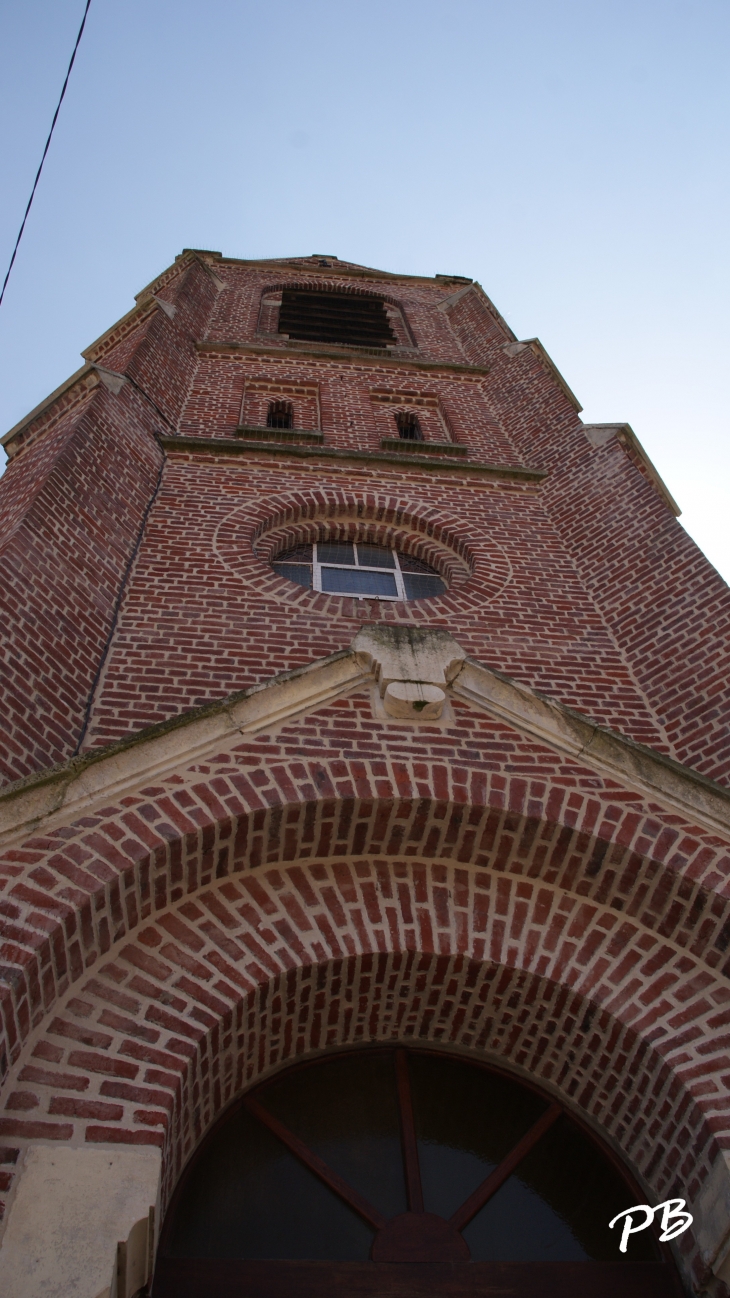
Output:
313 542 407 601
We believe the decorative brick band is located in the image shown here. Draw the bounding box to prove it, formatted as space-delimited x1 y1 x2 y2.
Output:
213 484 511 611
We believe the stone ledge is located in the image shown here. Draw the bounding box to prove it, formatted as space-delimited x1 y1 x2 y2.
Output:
0 1144 160 1298
235 425 324 444
196 339 490 378
0 652 367 849
200 253 471 287
1 364 100 455
379 437 468 457
159 435 545 481
452 657 730 839
502 338 583 413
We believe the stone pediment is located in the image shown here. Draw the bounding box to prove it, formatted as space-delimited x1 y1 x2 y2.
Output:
1 626 729 849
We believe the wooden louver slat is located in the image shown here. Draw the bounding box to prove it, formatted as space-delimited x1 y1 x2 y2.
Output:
279 289 398 347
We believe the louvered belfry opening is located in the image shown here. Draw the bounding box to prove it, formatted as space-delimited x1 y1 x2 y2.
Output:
266 400 294 429
278 288 397 348
395 411 423 441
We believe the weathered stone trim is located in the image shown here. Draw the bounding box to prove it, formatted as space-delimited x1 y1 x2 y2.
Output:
0 652 367 848
80 297 159 365
159 434 544 480
584 422 681 517
1 631 729 850
379 437 468 457
1 365 100 457
195 338 491 377
234 424 324 444
502 338 583 413
452 656 730 838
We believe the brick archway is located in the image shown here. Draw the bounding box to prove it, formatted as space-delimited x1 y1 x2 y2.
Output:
3 742 729 1090
0 851 721 1285
3 686 730 1295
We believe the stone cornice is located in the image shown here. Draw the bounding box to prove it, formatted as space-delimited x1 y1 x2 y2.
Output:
195 339 490 378
503 339 583 414
584 423 681 517
82 252 224 367
203 252 470 288
81 295 159 365
1 633 729 852
159 434 545 481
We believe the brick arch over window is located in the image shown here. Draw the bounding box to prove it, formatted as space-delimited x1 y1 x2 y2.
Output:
0 861 718 1288
213 484 512 611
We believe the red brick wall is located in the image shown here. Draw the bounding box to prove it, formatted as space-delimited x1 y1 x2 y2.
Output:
4 254 728 786
0 257 222 786
1 253 728 1291
473 322 730 787
1 697 728 1257
241 377 321 431
0 385 162 784
80 461 673 751
0 930 714 1278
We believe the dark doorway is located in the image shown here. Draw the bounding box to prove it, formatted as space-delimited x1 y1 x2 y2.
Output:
153 1047 683 1297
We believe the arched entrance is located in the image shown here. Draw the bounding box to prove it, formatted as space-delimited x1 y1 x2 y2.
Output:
153 1047 683 1296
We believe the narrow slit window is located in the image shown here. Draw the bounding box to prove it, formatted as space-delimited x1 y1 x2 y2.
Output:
267 400 294 429
395 411 423 442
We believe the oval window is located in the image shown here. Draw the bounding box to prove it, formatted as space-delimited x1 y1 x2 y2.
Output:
272 541 447 601
154 1048 679 1298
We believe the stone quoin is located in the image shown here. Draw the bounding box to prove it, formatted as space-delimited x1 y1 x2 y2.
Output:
0 251 729 1298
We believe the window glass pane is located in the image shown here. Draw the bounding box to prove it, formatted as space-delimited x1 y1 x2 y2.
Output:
162 1103 373 1260
464 1115 659 1262
275 544 313 563
317 541 355 565
356 544 396 569
403 572 446 600
261 1053 407 1220
408 1053 547 1221
399 553 439 574
321 568 398 597
272 563 312 588
161 1047 661 1267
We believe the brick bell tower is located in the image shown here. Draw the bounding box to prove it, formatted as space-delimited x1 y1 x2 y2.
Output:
0 251 729 1298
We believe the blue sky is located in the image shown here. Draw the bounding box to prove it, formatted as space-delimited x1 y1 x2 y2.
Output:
1 0 728 578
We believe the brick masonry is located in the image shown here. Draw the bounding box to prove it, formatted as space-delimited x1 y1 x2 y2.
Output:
1 251 729 1291
0 696 728 1281
2 252 729 785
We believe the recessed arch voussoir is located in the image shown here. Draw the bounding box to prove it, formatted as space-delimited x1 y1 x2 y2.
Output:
2 747 730 1102
0 853 725 1285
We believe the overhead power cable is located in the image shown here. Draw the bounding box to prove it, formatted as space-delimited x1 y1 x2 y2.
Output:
0 0 93 309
